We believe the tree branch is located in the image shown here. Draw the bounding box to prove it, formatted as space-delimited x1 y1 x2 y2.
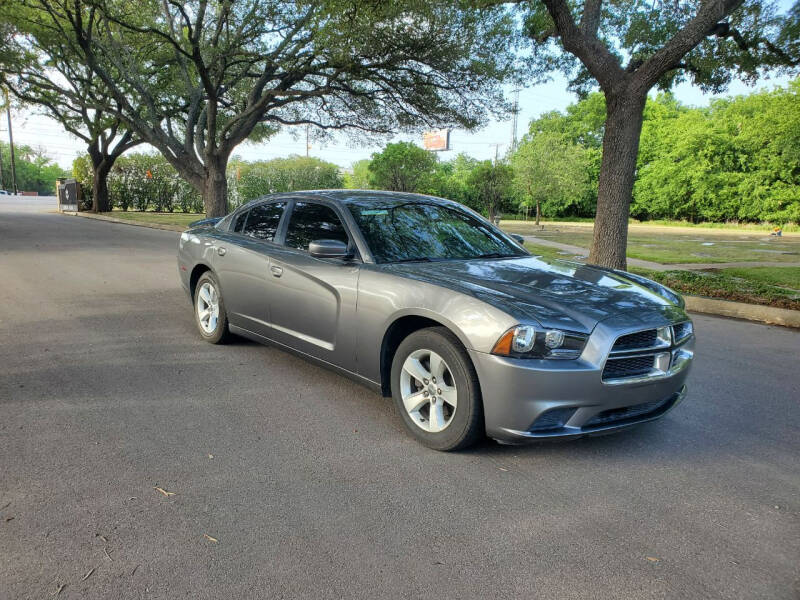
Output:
541 0 624 91
633 0 746 92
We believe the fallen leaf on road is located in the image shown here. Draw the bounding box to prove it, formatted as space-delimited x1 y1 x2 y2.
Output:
208 454 214 459
498 467 509 472
5 516 14 522
103 548 113 562
203 534 218 543
95 533 107 543
131 564 140 576
52 584 65 596
646 557 660 562
154 487 176 497
81 568 95 582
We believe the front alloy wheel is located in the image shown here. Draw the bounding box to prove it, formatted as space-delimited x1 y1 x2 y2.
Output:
400 349 458 433
391 327 483 451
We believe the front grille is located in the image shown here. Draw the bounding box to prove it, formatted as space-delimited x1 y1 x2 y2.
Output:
603 355 655 379
612 329 657 351
585 396 673 427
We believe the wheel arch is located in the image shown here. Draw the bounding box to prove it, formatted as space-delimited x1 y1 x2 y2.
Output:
189 263 213 301
378 312 474 397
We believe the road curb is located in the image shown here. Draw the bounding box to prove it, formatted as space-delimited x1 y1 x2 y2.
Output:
64 211 186 232
62 211 800 329
684 295 800 328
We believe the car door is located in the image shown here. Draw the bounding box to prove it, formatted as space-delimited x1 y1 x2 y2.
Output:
212 201 287 337
266 200 360 369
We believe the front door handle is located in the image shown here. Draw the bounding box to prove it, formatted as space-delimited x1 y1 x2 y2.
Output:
270 265 283 277
217 247 227 256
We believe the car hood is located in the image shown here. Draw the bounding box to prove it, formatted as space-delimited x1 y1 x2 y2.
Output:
379 256 685 332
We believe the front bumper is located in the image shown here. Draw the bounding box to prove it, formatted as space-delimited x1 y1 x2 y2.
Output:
468 336 693 444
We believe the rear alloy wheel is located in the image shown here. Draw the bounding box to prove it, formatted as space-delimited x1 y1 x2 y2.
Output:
194 272 230 344
391 327 483 451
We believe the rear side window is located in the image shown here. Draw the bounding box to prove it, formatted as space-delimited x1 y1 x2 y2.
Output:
242 202 286 241
284 202 349 251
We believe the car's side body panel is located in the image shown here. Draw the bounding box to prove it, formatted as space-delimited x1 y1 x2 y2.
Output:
266 242 361 367
210 232 279 337
353 266 519 383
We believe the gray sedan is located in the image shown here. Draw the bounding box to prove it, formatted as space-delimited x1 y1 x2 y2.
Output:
177 190 694 450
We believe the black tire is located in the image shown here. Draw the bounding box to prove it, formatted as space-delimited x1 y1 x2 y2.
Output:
193 271 231 344
391 327 484 451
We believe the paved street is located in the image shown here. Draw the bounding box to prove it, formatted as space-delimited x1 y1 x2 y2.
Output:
1 196 798 600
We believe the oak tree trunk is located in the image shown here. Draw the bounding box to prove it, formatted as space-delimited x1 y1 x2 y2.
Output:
535 198 540 226
203 160 228 218
91 160 112 213
588 91 647 270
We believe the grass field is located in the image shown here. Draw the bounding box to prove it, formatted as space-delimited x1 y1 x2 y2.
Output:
101 210 204 228
507 221 800 265
503 217 800 233
634 268 800 311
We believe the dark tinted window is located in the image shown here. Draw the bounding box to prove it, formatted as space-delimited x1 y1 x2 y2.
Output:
285 202 348 251
242 202 285 241
233 210 249 233
348 200 526 263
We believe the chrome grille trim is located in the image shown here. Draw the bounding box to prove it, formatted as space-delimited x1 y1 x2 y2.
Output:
603 323 693 384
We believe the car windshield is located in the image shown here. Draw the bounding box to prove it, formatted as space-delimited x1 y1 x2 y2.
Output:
347 200 528 263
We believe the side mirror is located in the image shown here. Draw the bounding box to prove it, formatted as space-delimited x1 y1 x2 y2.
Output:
309 239 351 259
509 233 525 245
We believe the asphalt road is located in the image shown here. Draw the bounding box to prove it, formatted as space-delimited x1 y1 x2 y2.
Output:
1 197 798 600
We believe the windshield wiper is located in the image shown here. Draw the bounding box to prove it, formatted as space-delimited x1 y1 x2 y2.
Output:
390 257 435 263
475 252 520 259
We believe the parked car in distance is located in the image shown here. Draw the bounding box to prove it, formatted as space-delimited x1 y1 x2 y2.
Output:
0 190 10 195
177 190 694 450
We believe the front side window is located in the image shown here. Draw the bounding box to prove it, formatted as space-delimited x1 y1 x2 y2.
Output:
348 200 527 263
232 210 249 233
284 202 349 251
242 202 285 241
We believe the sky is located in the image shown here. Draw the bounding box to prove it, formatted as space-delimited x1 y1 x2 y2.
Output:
1 68 793 172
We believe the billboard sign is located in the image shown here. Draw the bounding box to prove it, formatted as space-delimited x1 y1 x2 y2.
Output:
422 129 450 152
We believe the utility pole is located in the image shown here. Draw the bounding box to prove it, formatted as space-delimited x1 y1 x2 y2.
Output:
510 88 520 152
0 127 4 190
4 89 18 195
489 143 502 164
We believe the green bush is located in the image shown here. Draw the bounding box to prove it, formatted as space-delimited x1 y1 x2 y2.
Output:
229 155 343 205
98 153 203 213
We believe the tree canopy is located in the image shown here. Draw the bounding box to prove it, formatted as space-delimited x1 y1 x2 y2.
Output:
17 0 515 216
506 0 800 268
232 155 342 202
0 0 139 210
368 142 438 193
1 141 68 194
512 131 591 224
465 160 514 222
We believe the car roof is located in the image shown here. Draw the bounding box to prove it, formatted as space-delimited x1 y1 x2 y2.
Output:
285 189 457 206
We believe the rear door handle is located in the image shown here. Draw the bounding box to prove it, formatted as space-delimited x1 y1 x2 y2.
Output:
217 247 227 256
270 265 283 277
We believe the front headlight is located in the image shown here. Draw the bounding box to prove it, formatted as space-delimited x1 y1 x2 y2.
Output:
491 325 588 359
